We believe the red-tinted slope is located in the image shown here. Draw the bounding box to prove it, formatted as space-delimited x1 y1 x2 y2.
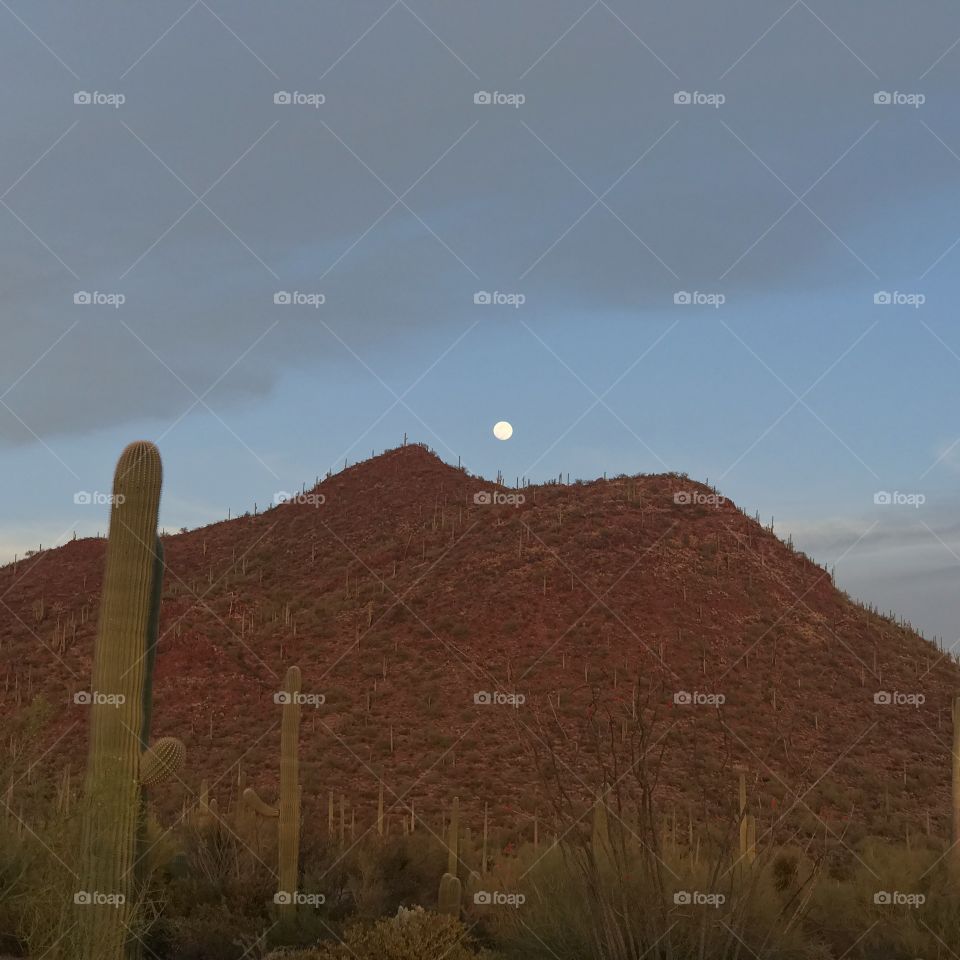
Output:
0 443 954 841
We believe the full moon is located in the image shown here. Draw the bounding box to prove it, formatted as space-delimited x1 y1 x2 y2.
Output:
493 421 513 441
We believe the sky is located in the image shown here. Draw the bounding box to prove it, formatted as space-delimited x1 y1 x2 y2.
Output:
1 0 960 646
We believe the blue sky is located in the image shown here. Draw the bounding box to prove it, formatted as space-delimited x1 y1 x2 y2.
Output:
2 0 960 646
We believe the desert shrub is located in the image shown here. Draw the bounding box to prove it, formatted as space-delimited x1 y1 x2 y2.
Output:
156 900 268 960
273 909 475 960
346 835 447 918
480 842 828 960
0 794 93 960
809 839 960 959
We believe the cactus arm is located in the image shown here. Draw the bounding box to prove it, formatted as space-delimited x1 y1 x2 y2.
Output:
243 787 279 818
438 872 462 917
140 737 185 786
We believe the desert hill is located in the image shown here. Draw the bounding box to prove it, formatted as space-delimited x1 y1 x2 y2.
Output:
0 442 955 844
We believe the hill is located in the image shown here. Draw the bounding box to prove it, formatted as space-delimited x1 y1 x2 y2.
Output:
0 442 955 844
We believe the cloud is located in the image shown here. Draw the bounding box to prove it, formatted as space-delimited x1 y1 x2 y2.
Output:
2 0 959 443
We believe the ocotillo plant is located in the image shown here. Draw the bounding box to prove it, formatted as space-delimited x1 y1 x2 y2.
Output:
438 796 462 916
78 441 186 960
244 665 302 916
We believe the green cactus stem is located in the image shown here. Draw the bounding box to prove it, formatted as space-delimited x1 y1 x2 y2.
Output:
78 441 185 960
438 796 462 916
438 871 462 917
244 665 302 916
448 796 459 876
738 771 757 865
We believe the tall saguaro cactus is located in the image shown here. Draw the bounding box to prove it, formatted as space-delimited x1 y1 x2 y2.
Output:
244 665 302 915
738 771 757 865
438 796 462 916
78 441 186 960
952 695 960 866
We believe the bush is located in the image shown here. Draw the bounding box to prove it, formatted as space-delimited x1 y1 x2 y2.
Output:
274 909 475 960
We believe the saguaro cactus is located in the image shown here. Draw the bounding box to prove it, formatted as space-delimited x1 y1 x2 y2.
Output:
438 796 462 916
78 441 185 960
952 695 960 866
244 665 302 915
738 771 757 865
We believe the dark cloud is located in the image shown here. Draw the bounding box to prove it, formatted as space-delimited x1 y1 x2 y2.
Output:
1 0 959 442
